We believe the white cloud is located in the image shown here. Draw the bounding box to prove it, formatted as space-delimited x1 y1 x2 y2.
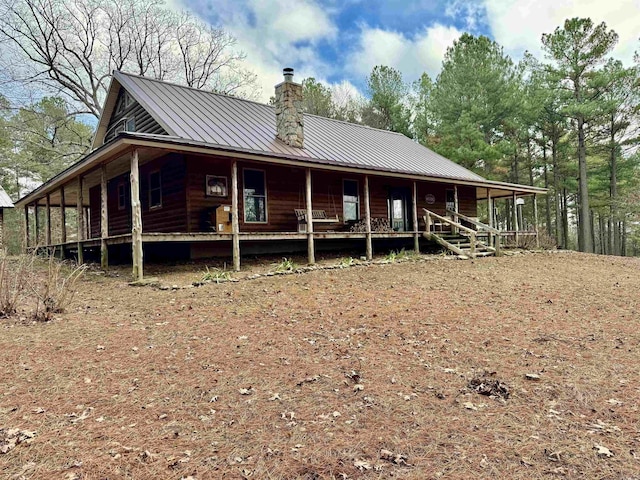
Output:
484 0 640 64
178 0 338 101
346 24 463 83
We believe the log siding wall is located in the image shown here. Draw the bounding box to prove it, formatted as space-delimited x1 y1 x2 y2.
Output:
88 152 478 238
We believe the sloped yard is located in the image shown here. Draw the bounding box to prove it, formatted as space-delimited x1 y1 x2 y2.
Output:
1 251 639 479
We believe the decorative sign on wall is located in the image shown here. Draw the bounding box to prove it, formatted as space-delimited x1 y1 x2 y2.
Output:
206 175 228 197
425 194 436 205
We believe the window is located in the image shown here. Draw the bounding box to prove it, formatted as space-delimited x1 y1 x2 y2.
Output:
243 169 267 223
149 171 162 209
125 117 136 132
206 175 228 197
343 179 359 222
117 183 126 210
116 91 132 113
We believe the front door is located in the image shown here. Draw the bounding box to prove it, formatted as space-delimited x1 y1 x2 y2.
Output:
446 189 455 214
389 189 408 231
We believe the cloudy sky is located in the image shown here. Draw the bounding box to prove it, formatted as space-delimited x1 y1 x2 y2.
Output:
177 0 639 101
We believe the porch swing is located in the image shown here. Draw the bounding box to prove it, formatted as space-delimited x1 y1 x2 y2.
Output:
294 184 340 233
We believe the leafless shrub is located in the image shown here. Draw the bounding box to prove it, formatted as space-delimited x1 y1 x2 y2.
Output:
31 256 86 322
0 251 34 318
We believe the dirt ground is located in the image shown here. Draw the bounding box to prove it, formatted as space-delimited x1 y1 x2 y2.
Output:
1 251 639 479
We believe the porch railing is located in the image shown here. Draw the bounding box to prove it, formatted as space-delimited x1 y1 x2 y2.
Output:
423 209 480 258
446 209 501 256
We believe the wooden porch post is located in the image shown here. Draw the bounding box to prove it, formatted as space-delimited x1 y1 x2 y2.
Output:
512 191 519 248
45 194 52 247
130 149 143 280
533 193 540 249
60 186 67 244
305 168 315 265
101 164 109 270
76 176 84 264
453 185 459 234
487 188 493 248
364 175 372 260
34 202 40 246
412 181 419 254
231 160 240 272
24 205 29 249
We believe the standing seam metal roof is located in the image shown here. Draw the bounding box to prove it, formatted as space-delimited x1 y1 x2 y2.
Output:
114 71 486 182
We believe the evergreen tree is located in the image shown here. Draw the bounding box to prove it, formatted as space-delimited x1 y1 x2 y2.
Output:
541 17 619 253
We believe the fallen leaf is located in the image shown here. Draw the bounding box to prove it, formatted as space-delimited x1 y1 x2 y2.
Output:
354 459 372 470
594 445 613 458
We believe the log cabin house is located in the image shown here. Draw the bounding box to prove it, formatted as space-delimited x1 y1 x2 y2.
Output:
15 68 545 279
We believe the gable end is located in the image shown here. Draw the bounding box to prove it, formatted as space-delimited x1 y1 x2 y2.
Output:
104 88 167 144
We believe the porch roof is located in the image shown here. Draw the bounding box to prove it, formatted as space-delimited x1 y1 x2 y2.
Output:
15 133 546 209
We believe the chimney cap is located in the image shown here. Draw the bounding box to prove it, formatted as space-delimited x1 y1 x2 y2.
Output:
283 67 294 82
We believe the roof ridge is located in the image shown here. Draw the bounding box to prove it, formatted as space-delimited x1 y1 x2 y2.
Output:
114 70 407 138
114 70 278 109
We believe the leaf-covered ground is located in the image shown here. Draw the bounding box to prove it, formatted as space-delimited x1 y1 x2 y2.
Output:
1 251 639 479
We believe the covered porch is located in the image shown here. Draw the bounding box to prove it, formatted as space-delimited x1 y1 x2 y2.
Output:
17 137 546 279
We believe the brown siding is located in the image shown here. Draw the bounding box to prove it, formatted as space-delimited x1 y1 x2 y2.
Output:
89 153 188 237
185 154 233 232
105 90 166 143
139 154 188 233
93 150 479 238
416 182 477 227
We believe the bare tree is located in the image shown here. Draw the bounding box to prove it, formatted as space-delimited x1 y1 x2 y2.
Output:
0 0 257 118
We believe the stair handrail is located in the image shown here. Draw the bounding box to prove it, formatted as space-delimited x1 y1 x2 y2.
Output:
445 208 500 255
422 209 476 236
445 209 499 234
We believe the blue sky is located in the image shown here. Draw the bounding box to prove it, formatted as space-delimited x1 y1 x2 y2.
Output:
178 0 637 101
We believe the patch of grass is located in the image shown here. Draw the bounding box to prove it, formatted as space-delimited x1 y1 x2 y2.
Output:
200 266 232 283
273 257 298 272
384 248 417 262
337 256 355 268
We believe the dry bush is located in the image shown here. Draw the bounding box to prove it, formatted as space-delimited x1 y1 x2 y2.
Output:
0 251 34 318
31 256 86 322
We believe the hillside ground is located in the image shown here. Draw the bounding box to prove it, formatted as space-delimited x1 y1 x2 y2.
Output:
1 251 639 479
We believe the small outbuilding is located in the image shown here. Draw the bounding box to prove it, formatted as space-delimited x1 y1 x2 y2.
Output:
0 186 14 249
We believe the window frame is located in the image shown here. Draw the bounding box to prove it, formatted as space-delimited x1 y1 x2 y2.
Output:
117 182 126 211
342 179 360 223
242 168 268 224
148 170 162 210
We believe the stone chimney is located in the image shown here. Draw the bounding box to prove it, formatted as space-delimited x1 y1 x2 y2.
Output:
274 67 304 148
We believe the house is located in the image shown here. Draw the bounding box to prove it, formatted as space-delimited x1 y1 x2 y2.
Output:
14 68 545 279
0 185 14 249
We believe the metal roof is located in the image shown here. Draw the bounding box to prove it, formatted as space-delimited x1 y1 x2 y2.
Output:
114 71 487 183
0 186 14 208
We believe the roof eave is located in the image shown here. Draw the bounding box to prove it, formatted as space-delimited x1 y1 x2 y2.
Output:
15 133 547 208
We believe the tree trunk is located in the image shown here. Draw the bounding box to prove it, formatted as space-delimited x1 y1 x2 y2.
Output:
543 143 552 235
609 114 619 256
589 209 596 254
562 189 569 250
577 116 592 252
552 134 563 247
